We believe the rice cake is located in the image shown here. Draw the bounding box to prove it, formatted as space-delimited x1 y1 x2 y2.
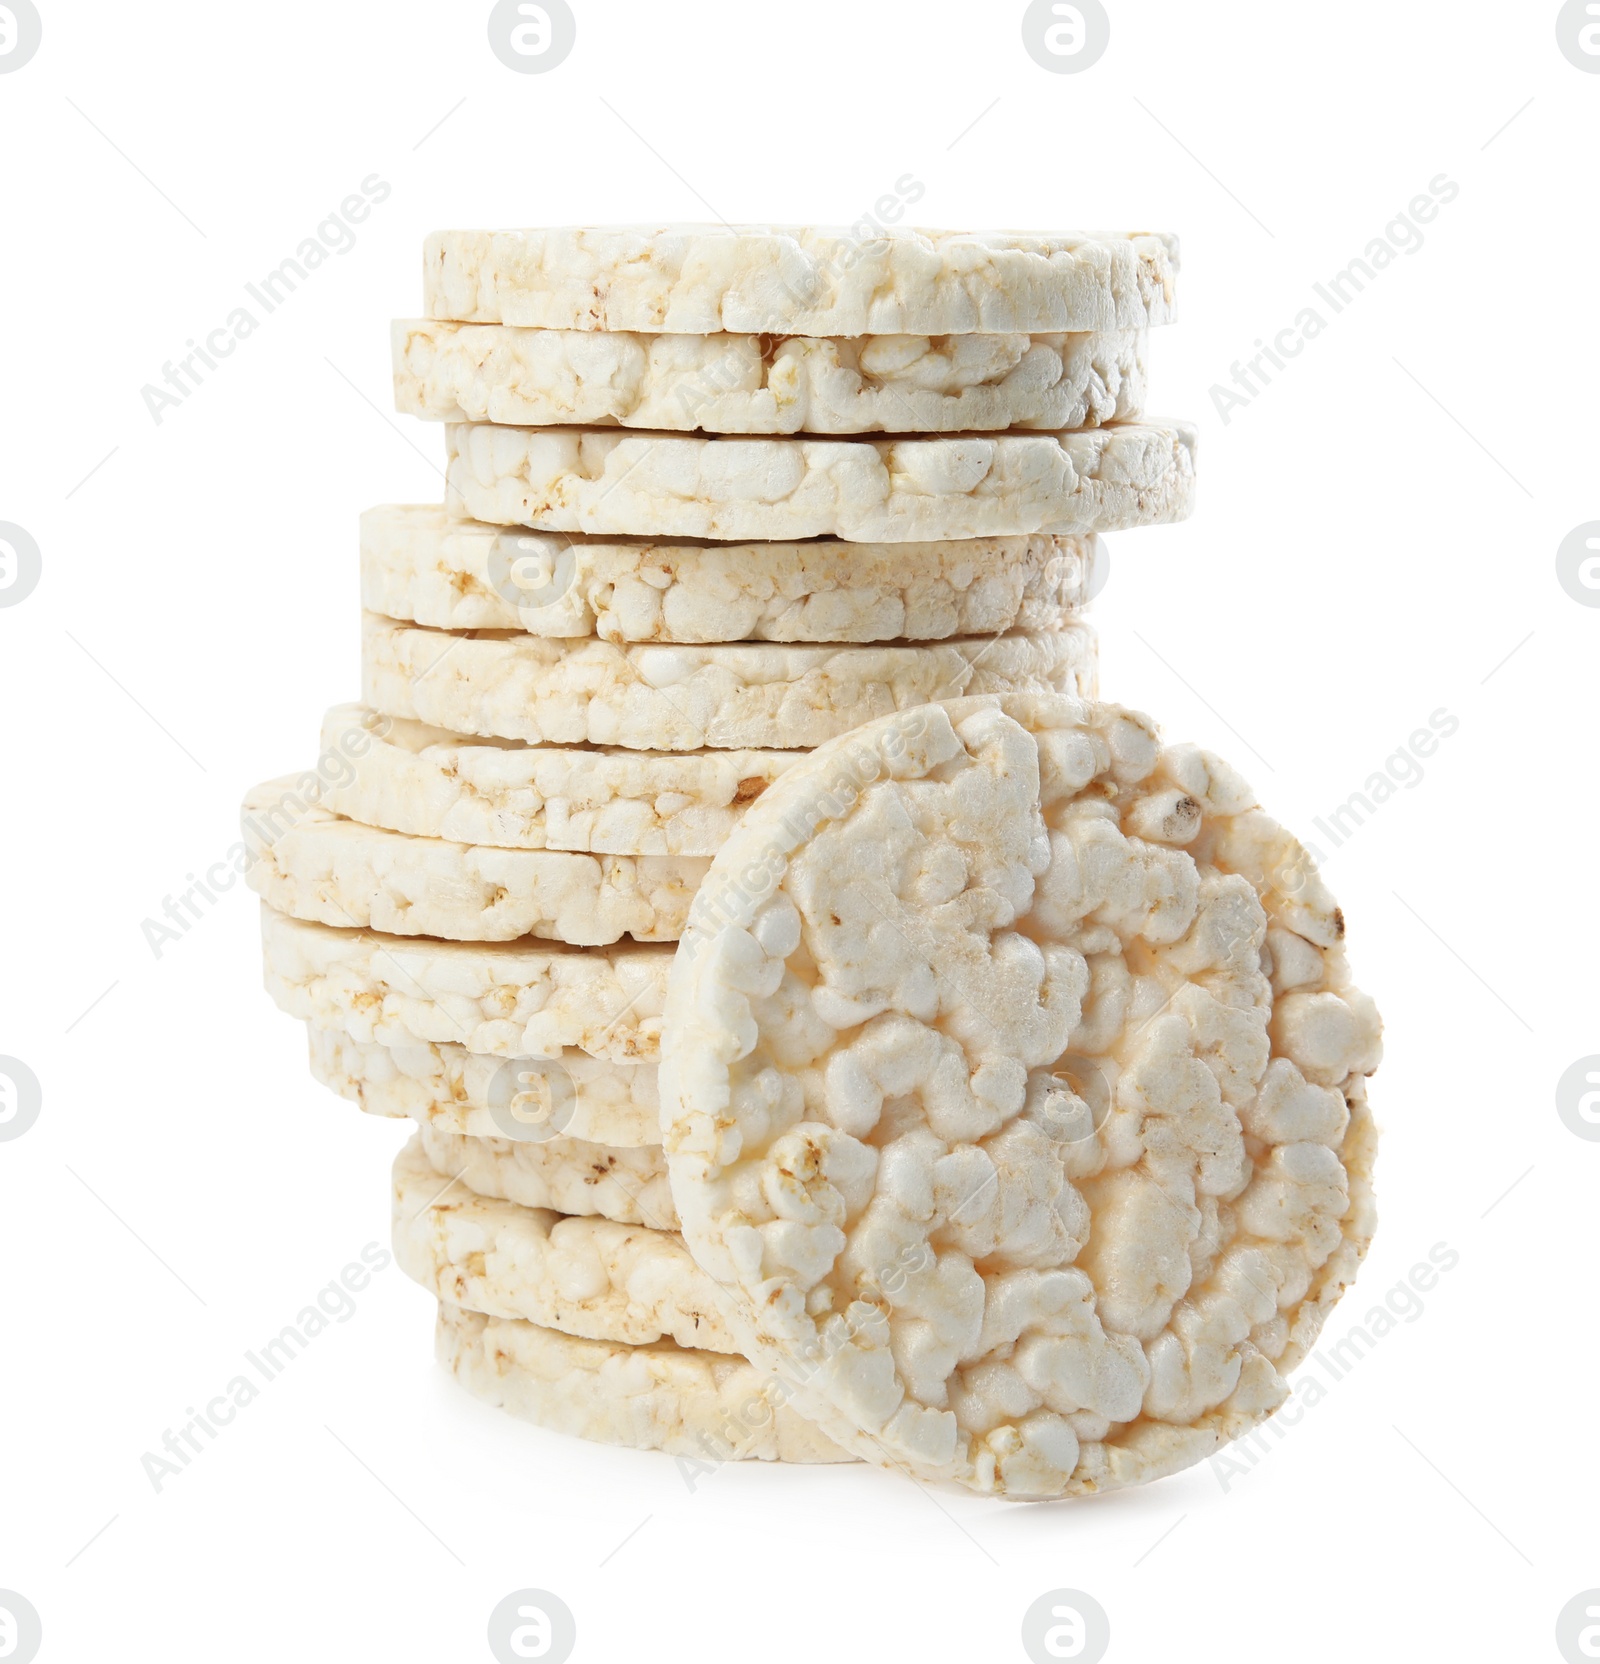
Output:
424 226 1178 335
307 1025 661 1147
318 705 798 857
394 1136 722 1346
260 904 670 1064
415 1120 674 1229
361 505 1095 643
363 613 1099 751
395 320 1147 434
242 778 707 945
438 1301 853 1463
444 420 1196 543
660 693 1381 1499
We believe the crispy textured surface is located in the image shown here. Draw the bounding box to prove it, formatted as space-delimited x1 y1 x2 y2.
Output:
363 613 1099 751
438 1302 853 1463
416 1120 675 1228
395 320 1148 434
319 705 799 857
394 1136 723 1346
424 226 1178 335
306 1025 662 1147
660 694 1381 1499
361 505 1094 644
444 420 1196 543
242 777 707 945
260 904 670 1063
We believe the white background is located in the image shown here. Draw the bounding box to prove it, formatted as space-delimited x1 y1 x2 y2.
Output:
1 2 1595 1659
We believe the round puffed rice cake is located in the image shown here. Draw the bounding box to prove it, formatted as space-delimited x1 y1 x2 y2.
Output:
438 1302 854 1464
360 505 1096 644
317 704 803 857
361 613 1098 752
393 320 1147 435
242 778 708 945
259 905 671 1065
660 693 1380 1500
393 1135 724 1348
307 1025 661 1148
423 226 1177 336
414 1120 674 1229
443 420 1194 545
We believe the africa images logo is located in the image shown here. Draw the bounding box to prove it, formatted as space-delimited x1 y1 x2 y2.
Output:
488 0 577 72
0 1 42 73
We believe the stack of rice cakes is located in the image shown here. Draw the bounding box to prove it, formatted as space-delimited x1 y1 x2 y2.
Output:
251 224 1218 1472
